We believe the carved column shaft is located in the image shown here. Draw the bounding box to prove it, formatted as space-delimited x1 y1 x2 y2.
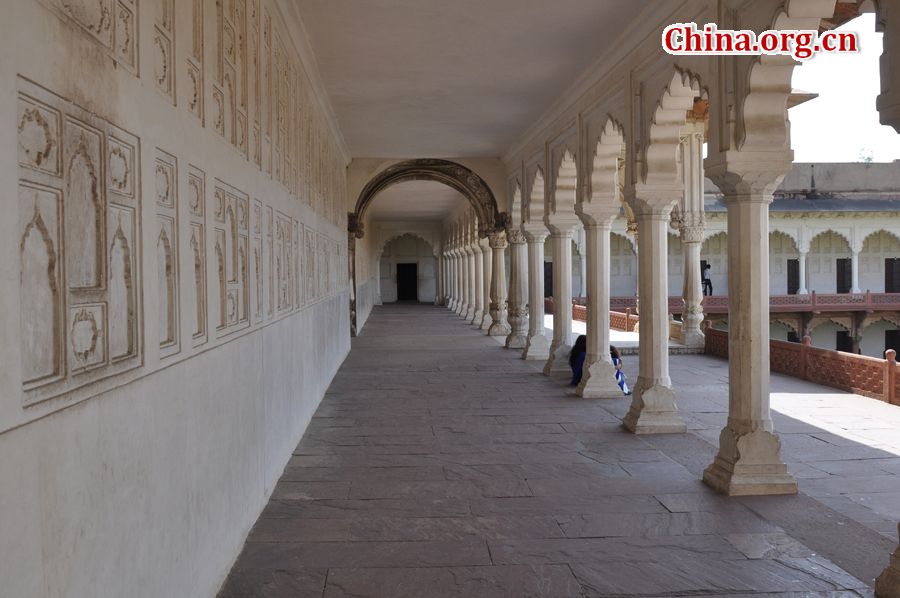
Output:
480 239 493 330
457 248 468 315
851 249 861 294
523 230 551 360
576 219 621 398
702 183 796 496
488 232 510 336
798 250 808 295
505 229 529 349
543 227 576 375
680 222 706 348
466 246 477 321
473 243 485 324
623 212 686 433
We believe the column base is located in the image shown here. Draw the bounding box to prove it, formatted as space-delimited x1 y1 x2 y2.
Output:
465 306 476 321
522 333 551 361
375 299 383 306
505 332 528 349
543 343 572 376
488 321 511 336
622 380 686 434
679 329 705 348
472 309 484 325
702 427 798 496
576 358 623 398
456 302 467 316
479 314 492 330
876 537 900 598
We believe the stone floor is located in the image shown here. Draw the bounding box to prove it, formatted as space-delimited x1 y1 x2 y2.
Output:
218 303 900 598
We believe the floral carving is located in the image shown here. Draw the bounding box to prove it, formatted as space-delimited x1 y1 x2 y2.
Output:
18 107 56 170
109 145 130 193
71 308 100 364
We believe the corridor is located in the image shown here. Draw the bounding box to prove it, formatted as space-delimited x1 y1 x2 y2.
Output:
218 304 899 597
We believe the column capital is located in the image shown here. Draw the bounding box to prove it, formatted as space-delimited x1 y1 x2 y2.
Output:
523 229 549 244
506 229 527 245
576 208 618 229
624 183 681 216
488 231 508 250
705 151 793 201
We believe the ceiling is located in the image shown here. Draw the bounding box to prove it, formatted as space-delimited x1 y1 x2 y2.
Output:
295 0 650 158
365 180 469 222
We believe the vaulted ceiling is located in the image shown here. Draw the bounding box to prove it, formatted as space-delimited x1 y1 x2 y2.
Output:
295 0 652 159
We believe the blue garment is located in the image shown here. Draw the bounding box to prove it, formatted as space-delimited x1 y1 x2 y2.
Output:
613 357 629 394
570 352 586 385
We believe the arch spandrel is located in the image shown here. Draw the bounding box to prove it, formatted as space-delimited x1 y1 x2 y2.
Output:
350 159 506 239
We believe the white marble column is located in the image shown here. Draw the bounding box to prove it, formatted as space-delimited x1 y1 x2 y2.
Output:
480 238 493 330
702 174 797 495
457 247 468 316
522 230 551 360
577 231 587 298
543 225 577 375
375 256 383 305
465 246 477 321
449 250 457 310
622 210 686 433
488 231 510 336
505 229 529 348
798 249 808 295
877 530 900 598
851 248 861 293
434 252 442 306
473 242 485 325
680 223 705 347
576 217 622 397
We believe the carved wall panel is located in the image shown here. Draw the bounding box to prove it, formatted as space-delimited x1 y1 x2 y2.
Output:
306 226 316 304
154 0 175 102
187 161 207 346
213 0 248 154
294 220 301 308
214 180 250 336
253 200 263 322
18 78 141 405
38 0 137 73
156 149 179 357
262 9 272 176
275 212 292 312
187 0 204 122
264 206 273 318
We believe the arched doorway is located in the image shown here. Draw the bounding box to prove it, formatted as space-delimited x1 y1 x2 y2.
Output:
347 159 507 335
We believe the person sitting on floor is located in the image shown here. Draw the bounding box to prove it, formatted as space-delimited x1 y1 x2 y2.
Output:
569 335 587 386
610 344 631 395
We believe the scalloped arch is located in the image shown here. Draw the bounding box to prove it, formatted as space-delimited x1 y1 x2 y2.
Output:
351 159 504 238
645 69 705 187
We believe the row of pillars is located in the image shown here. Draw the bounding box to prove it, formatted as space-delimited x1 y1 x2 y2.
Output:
442 137 798 499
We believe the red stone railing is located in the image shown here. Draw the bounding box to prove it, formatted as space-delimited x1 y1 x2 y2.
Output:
610 292 900 315
705 324 900 405
545 298 638 332
573 304 586 323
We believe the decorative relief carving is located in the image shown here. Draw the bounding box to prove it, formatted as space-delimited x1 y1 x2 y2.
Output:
108 206 135 361
18 98 59 175
252 199 263 322
70 304 105 371
108 141 132 196
20 184 62 386
214 0 248 156
153 31 173 98
266 206 274 317
156 149 179 358
214 180 250 336
214 188 225 222
187 165 207 346
65 121 104 290
42 0 137 72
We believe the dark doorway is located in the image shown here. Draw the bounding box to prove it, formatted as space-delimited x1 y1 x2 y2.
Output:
544 262 553 298
886 259 900 293
396 263 418 301
836 330 854 353
787 259 800 295
887 330 900 356
787 331 800 343
836 258 852 294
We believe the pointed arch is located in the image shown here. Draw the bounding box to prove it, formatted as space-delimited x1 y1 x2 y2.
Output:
20 206 60 382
